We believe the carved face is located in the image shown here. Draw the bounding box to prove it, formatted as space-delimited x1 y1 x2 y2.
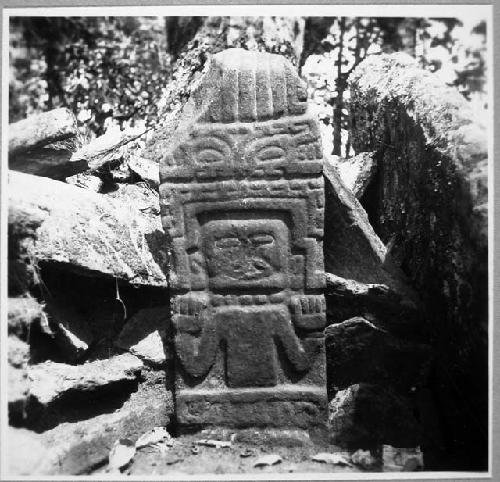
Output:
201 219 289 289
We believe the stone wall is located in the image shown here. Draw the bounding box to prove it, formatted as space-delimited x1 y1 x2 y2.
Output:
349 52 488 470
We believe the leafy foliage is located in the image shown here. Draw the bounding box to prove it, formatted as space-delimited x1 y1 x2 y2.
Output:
10 17 171 137
10 15 488 143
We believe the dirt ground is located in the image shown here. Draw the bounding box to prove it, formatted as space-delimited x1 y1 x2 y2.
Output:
92 432 407 476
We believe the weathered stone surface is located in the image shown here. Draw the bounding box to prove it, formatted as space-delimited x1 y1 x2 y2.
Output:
105 182 161 222
28 353 143 407
127 155 160 188
329 383 420 449
328 152 377 199
323 162 411 291
115 307 170 366
349 53 488 468
9 108 85 179
6 427 49 476
47 302 94 362
35 382 173 475
158 49 327 431
8 336 30 423
8 334 30 368
70 125 146 174
325 317 430 393
8 296 46 340
65 171 103 192
8 171 167 287
325 273 421 332
382 445 424 472
9 108 80 157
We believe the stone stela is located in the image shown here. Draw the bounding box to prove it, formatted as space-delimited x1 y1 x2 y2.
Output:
160 48 327 431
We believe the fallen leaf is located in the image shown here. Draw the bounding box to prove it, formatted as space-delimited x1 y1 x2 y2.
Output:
311 452 352 466
108 438 136 472
253 454 282 467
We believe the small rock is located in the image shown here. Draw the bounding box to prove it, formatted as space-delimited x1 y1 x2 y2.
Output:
382 445 423 471
240 449 254 458
47 301 94 362
65 172 103 192
403 457 423 471
164 454 182 465
54 324 89 361
351 449 377 469
128 155 159 188
136 427 173 449
108 438 136 472
116 307 169 365
253 454 282 467
196 439 232 449
311 452 352 466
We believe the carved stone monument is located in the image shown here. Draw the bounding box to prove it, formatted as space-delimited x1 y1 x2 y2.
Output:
160 48 327 431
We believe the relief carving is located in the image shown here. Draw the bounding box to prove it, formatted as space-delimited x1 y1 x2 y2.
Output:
159 48 327 430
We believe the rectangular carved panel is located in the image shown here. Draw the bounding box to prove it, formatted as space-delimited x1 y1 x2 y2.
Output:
159 49 327 431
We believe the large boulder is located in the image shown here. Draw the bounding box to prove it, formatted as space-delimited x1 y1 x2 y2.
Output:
349 52 488 469
8 171 168 288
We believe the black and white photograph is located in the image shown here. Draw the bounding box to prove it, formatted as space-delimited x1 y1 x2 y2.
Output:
0 4 493 479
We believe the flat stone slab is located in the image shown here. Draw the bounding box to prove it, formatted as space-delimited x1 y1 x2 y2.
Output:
157 48 327 431
28 353 143 406
8 171 167 286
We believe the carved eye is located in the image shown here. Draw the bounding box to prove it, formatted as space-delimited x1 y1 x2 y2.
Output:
256 145 286 162
250 234 274 246
215 237 241 249
190 136 232 165
197 148 225 164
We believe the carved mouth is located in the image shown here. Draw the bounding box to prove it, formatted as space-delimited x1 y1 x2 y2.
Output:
229 257 273 280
